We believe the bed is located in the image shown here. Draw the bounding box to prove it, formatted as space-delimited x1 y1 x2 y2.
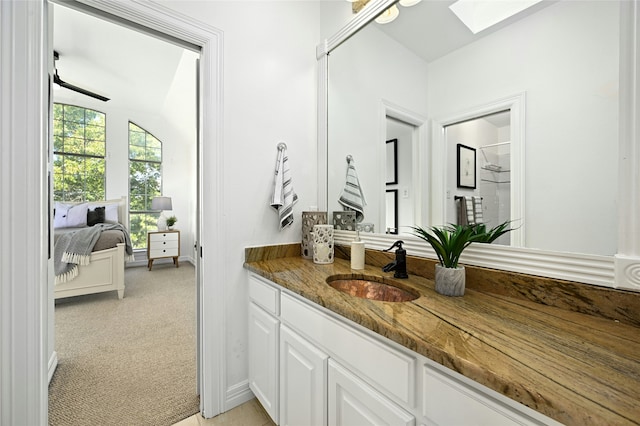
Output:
53 197 133 300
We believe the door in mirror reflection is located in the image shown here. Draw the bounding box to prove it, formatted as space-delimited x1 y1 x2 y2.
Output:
445 111 512 245
385 117 415 235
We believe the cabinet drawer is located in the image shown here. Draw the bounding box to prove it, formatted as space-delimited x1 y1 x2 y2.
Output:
150 239 179 250
281 292 415 407
149 247 179 258
150 232 179 243
249 274 280 316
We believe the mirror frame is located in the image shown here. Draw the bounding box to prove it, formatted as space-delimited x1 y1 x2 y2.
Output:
317 0 640 291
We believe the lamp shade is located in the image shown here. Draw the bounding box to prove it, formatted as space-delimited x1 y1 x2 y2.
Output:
151 196 172 211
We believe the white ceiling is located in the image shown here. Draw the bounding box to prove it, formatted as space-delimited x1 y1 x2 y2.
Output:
52 3 189 112
374 0 553 63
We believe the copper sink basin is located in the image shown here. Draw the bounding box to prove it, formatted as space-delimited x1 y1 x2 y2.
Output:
326 275 419 302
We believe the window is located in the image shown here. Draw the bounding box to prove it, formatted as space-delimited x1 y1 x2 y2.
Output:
53 104 106 202
129 122 162 249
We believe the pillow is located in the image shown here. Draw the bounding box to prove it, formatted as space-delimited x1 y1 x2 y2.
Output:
88 199 120 223
104 204 119 222
54 202 89 228
87 206 106 226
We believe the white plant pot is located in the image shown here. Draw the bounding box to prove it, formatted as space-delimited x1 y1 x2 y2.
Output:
434 264 465 297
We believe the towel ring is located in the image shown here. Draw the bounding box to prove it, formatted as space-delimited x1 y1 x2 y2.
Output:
277 142 287 151
346 155 353 163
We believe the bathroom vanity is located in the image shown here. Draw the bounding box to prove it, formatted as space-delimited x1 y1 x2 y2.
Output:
244 245 639 426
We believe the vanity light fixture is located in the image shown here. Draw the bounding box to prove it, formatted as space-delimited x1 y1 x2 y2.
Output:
449 0 543 34
350 0 422 24
375 4 400 24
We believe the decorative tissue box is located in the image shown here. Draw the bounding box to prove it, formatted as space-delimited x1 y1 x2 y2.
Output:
332 211 356 231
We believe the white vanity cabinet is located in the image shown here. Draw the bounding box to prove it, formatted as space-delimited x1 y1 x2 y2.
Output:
247 272 558 426
248 275 280 423
279 325 328 426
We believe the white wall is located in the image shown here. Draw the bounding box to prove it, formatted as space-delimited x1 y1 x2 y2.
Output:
52 49 198 260
159 0 321 404
428 0 619 255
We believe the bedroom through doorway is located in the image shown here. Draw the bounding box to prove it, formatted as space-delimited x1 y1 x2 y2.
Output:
48 1 201 422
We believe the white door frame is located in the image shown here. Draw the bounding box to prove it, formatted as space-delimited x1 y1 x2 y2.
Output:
0 0 225 422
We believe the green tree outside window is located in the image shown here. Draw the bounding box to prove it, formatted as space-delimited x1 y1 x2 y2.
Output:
53 104 106 202
129 122 162 249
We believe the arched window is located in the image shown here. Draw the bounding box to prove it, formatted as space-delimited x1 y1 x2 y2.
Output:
128 122 162 249
53 104 106 201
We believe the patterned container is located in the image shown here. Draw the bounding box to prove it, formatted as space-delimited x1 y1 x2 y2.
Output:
332 211 356 231
301 211 327 259
357 222 375 233
312 224 334 264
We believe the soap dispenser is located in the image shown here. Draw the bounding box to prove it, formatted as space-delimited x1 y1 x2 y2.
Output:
382 240 408 279
350 230 365 270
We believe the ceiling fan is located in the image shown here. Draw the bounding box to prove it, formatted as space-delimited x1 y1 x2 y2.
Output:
53 51 110 102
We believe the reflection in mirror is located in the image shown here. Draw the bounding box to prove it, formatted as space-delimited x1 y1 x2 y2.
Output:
327 0 619 256
445 111 512 246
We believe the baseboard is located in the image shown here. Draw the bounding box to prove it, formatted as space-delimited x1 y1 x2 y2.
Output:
48 351 58 384
225 380 254 412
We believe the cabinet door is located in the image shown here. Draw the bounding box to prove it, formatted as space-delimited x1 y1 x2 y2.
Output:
248 302 279 423
328 359 415 426
422 364 548 426
280 325 328 426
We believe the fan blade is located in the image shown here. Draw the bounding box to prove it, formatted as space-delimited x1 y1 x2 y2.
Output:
53 73 110 102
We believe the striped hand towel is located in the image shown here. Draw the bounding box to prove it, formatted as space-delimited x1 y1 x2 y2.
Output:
270 146 298 230
464 196 475 225
472 196 484 224
338 156 366 222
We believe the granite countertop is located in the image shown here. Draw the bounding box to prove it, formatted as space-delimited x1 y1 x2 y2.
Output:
244 255 639 426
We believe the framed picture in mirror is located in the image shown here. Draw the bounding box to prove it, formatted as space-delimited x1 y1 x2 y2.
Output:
386 139 398 185
385 189 398 234
457 144 476 189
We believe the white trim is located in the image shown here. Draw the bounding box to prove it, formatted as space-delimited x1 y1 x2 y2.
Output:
225 380 255 411
48 351 59 385
0 1 49 424
334 230 615 288
616 0 640 290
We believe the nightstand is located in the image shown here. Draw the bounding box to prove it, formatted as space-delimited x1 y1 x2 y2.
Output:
147 229 180 270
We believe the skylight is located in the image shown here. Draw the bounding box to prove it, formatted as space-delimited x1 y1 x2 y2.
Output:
449 0 544 34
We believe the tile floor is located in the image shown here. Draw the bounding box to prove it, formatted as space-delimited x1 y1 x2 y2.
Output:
173 398 275 426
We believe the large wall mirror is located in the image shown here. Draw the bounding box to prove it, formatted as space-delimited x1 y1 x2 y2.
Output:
319 0 640 290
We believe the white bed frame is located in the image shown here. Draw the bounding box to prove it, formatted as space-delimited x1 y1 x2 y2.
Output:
54 197 129 300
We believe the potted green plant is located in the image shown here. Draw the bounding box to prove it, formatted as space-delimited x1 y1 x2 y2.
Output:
410 222 514 296
166 215 177 230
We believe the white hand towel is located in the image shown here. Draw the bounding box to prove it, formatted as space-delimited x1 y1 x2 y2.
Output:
338 156 367 222
270 146 298 230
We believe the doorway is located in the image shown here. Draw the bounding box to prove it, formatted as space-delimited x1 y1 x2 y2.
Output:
49 2 200 422
432 93 525 247
445 111 512 245
45 0 225 420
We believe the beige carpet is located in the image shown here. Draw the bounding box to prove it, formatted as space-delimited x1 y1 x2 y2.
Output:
49 263 200 426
